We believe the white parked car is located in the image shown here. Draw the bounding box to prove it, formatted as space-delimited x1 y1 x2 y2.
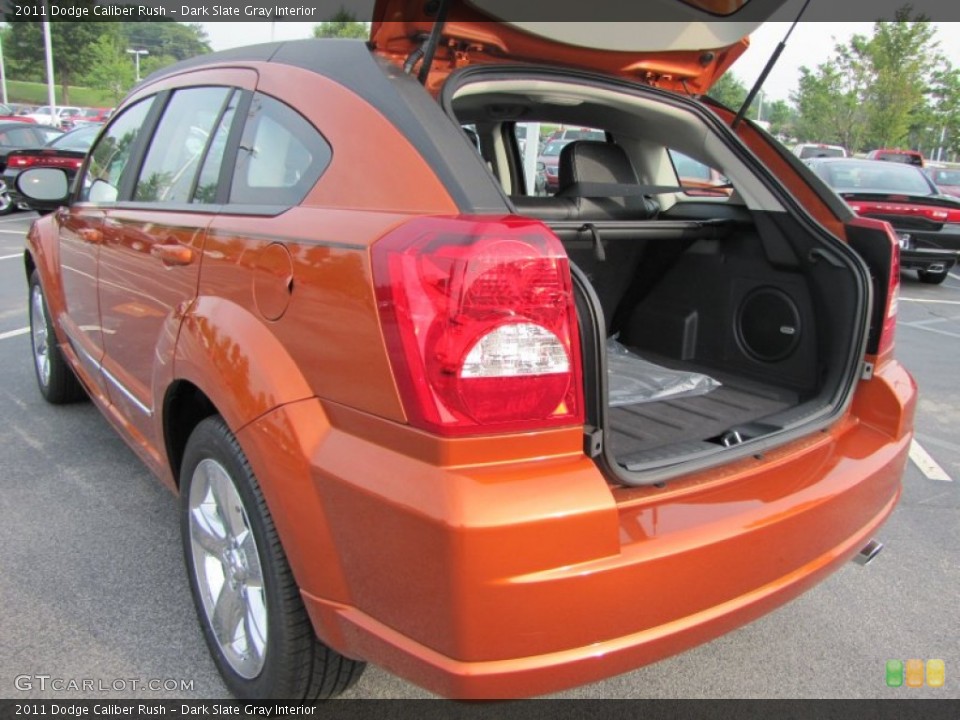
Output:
24 105 82 128
792 142 850 159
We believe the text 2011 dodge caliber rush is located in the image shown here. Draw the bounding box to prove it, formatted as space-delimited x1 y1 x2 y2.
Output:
19 0 916 701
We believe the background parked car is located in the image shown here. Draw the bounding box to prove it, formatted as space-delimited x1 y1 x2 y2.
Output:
866 148 925 167
0 121 62 214
0 103 35 123
67 107 113 129
924 166 960 198
536 138 573 192
3 123 100 212
791 142 849 159
807 156 960 284
23 105 82 128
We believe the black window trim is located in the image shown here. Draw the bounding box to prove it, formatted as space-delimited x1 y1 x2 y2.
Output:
117 91 170 203
212 89 253 205
70 93 163 206
187 88 239 205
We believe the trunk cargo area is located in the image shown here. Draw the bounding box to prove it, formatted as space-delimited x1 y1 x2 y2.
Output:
550 208 865 478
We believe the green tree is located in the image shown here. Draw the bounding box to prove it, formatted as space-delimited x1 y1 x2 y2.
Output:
764 99 794 138
920 62 960 161
313 9 369 39
6 12 119 103
120 22 211 62
706 73 748 111
863 15 940 148
790 14 943 153
84 36 135 105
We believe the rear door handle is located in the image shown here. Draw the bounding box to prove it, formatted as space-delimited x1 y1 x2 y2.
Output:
78 228 102 244
151 244 194 266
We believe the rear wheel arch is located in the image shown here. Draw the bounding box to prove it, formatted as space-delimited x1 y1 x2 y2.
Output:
163 380 218 488
24 251 36 286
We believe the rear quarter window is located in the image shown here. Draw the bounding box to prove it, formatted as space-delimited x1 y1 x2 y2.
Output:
229 93 331 206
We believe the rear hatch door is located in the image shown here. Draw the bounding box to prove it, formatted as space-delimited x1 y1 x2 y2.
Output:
370 0 789 93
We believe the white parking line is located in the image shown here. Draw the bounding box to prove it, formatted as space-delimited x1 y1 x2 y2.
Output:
909 439 953 482
900 323 960 338
0 252 22 261
0 215 34 224
0 327 29 341
899 297 960 306
899 323 960 340
0 229 27 235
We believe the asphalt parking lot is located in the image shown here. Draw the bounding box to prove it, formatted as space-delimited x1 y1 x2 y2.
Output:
0 210 957 700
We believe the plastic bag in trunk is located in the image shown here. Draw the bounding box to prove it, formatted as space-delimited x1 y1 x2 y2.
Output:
607 338 720 406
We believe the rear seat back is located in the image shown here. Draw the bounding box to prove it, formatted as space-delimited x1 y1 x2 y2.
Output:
557 141 660 221
510 141 656 334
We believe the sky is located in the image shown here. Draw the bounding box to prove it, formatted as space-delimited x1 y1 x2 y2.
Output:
201 21 960 105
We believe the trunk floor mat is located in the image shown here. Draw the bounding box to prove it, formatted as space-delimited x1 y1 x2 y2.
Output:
609 361 798 465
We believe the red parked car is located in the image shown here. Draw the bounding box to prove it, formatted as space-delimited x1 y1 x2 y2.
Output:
866 148 925 167
0 102 36 123
17 1 915 701
69 107 114 128
925 166 960 198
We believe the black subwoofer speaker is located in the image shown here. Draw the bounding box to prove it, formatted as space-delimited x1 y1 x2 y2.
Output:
735 287 801 362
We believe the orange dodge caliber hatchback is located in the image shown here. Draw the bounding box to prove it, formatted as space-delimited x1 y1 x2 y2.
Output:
19 1 916 701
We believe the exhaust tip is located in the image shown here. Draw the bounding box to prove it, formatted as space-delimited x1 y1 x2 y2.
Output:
854 539 883 566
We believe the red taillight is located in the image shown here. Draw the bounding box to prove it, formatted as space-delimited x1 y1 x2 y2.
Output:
849 200 960 224
372 216 583 436
9 155 82 170
9 156 36 168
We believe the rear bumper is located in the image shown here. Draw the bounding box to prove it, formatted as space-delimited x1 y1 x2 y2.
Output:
240 360 915 699
899 247 959 273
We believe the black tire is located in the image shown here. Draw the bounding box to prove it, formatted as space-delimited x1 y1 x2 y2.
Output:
180 416 365 700
918 268 949 285
28 270 86 404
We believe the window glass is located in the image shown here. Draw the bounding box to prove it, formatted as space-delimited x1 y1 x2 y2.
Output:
0 127 46 147
193 91 239 204
81 97 154 203
134 87 231 204
230 93 331 206
669 149 730 196
49 125 100 151
520 125 606 197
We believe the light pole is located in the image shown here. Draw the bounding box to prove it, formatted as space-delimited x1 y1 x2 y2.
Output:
126 48 149 83
0 33 7 105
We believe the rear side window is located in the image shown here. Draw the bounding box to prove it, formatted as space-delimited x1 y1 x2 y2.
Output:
230 93 331 206
0 126 45 146
877 152 923 166
669 150 729 196
799 146 845 159
81 97 154 203
134 86 232 204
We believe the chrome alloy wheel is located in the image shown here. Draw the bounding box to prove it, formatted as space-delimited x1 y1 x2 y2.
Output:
188 458 268 678
0 180 11 215
30 283 51 388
